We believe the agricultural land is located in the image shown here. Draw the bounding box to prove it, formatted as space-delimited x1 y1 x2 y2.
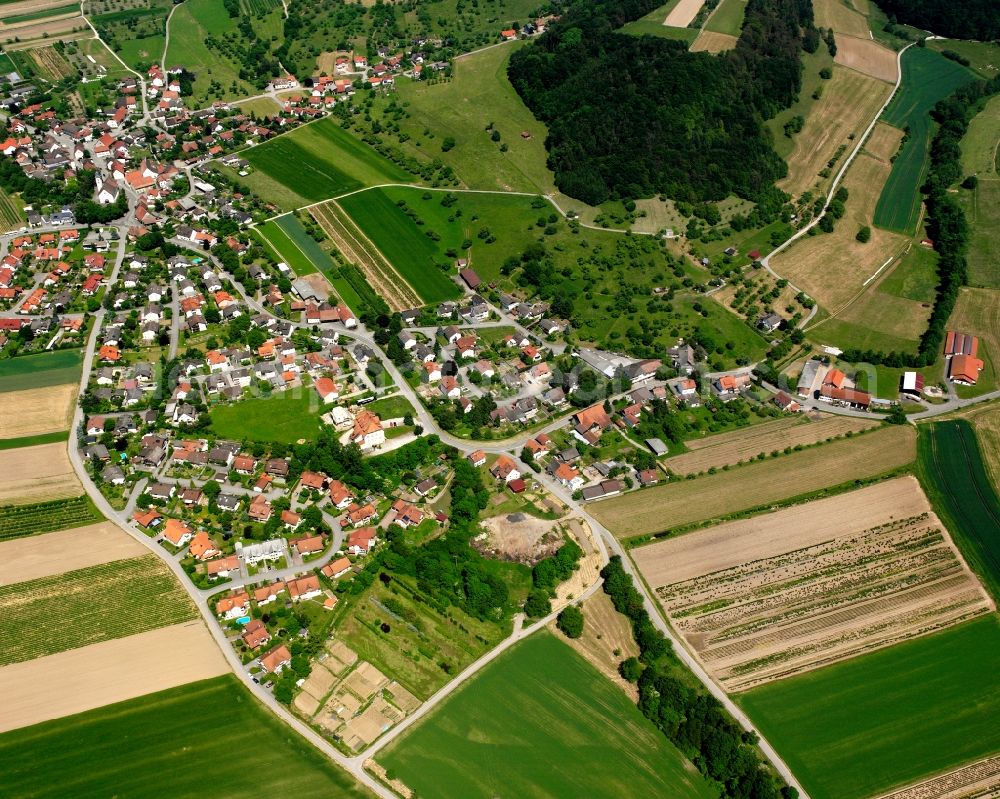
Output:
634 477 992 690
228 118 412 210
592 423 916 539
917 420 1000 602
208 389 324 444
736 615 1000 799
377 630 715 799
0 675 376 797
0 441 82 506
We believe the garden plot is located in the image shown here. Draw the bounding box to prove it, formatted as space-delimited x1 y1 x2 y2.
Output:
633 477 992 691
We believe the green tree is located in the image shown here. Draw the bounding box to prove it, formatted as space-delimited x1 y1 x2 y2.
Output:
619 656 643 682
556 605 584 638
524 589 551 618
856 225 871 243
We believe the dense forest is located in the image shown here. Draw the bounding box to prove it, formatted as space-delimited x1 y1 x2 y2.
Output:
877 0 1000 40
508 0 815 206
842 73 1000 368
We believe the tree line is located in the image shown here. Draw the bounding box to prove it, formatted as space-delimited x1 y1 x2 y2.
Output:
877 0 1000 40
507 0 815 206
601 556 796 799
842 73 999 368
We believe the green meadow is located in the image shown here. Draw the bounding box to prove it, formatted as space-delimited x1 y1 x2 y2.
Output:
737 615 1000 799
209 390 324 444
0 349 83 392
379 630 715 799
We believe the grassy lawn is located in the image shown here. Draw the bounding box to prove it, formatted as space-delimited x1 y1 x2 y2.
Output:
209 390 324 444
877 241 939 302
737 615 1000 799
927 38 1000 79
165 0 256 105
0 675 375 799
0 555 195 665
365 395 415 420
705 0 748 35
0 349 83 392
917 420 1000 602
337 188 464 303
379 630 715 799
240 118 412 210
873 48 975 234
955 94 1000 288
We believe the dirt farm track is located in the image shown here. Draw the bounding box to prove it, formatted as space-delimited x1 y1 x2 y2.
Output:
633 477 993 690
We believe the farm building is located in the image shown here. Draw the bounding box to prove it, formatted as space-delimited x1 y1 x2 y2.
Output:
459 268 481 290
943 331 978 358
901 372 924 397
819 385 871 410
949 354 983 386
797 359 822 398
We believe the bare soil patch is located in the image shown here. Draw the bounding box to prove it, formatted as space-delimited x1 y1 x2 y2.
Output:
813 0 870 37
773 148 908 311
876 755 1000 799
633 477 992 691
779 66 892 198
689 30 738 53
0 442 81 505
0 621 228 733
666 414 878 475
550 590 640 700
664 0 704 27
593 425 917 538
0 521 145 586
0 383 77 439
477 512 562 564
836 34 899 83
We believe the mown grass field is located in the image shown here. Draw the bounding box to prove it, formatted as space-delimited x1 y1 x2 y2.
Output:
737 615 1000 799
379 630 715 799
0 675 376 799
948 287 998 396
0 496 101 541
365 41 558 195
874 48 974 234
955 94 1000 288
0 349 82 391
275 213 340 276
209 390 323 443
704 0 747 36
0 554 195 665
255 220 317 276
592 424 916 539
240 118 412 209
338 188 464 304
917 419 1000 601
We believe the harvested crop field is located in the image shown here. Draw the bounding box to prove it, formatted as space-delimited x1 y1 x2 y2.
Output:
876 755 1000 799
592 424 916 539
0 554 196 665
0 383 76 439
665 414 879 475
773 147 908 311
813 0 869 37
779 66 891 198
0 621 228 733
550 590 640 699
634 477 992 690
0 522 145 586
835 34 899 83
0 442 81 505
663 0 704 27
689 30 738 53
